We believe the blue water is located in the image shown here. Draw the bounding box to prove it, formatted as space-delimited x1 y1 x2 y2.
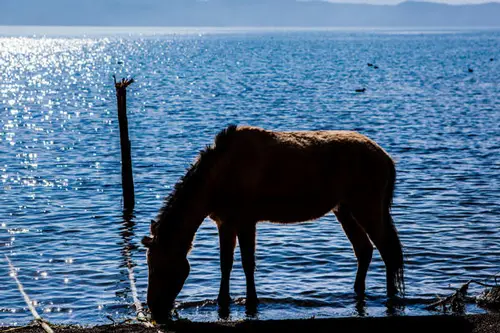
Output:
0 27 499 326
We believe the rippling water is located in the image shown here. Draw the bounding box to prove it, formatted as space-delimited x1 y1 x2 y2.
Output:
0 27 499 326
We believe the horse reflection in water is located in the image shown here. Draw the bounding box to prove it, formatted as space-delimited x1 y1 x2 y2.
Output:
141 125 405 322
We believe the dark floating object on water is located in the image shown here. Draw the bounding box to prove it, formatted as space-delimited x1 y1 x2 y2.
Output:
355 88 366 93
367 63 373 67
374 65 379 69
117 61 124 65
468 68 474 73
490 58 495 61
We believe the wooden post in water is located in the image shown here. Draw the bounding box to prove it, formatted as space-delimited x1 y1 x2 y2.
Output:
114 75 135 211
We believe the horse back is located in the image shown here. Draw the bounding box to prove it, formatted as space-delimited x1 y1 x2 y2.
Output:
207 126 394 222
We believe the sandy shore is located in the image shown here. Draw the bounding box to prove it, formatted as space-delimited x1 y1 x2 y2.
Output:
2 314 499 333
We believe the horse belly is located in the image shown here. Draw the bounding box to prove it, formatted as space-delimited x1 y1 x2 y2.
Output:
239 157 336 222
251 189 335 223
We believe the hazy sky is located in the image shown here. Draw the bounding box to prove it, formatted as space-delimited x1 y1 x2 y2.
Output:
324 0 499 4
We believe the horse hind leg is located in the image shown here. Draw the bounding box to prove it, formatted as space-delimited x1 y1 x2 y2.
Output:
351 203 404 297
334 205 373 295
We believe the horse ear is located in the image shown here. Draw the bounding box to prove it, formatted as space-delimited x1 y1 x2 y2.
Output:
150 220 157 232
142 236 154 248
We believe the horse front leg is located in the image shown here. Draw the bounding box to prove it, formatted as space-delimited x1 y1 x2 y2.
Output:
217 222 236 307
237 223 258 310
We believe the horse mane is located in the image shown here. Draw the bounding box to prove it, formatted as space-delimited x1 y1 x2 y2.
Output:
152 124 238 239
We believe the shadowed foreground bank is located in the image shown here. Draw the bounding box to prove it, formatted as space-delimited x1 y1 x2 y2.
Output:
3 314 499 333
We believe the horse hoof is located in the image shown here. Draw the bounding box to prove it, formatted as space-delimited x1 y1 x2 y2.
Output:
217 305 231 320
245 298 259 317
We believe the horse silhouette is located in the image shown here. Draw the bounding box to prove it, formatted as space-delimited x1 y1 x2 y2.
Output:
142 125 404 321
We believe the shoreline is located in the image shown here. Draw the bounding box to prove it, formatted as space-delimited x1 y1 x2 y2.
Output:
2 313 499 333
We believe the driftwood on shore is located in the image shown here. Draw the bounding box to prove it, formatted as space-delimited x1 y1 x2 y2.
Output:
425 274 500 313
477 285 500 310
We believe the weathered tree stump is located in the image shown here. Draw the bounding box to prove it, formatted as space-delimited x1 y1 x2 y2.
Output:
114 76 135 212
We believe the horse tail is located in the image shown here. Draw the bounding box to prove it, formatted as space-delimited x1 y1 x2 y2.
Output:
384 159 405 296
385 158 396 211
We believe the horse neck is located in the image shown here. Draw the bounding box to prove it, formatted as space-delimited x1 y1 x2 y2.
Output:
156 187 211 257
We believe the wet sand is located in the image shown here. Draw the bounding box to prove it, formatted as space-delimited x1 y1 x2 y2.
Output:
2 313 499 333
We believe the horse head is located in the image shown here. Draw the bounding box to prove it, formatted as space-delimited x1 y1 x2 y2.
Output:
142 220 190 322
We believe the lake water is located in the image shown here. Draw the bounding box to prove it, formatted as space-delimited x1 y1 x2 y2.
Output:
0 27 499 326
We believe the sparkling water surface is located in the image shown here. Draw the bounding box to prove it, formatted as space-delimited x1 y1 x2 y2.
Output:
0 27 499 326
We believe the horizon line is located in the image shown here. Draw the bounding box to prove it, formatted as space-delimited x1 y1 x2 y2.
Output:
1 25 500 37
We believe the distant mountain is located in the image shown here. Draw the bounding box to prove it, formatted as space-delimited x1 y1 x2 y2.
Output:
1 0 500 27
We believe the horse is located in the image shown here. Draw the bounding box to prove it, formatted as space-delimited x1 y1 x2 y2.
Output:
142 125 404 321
